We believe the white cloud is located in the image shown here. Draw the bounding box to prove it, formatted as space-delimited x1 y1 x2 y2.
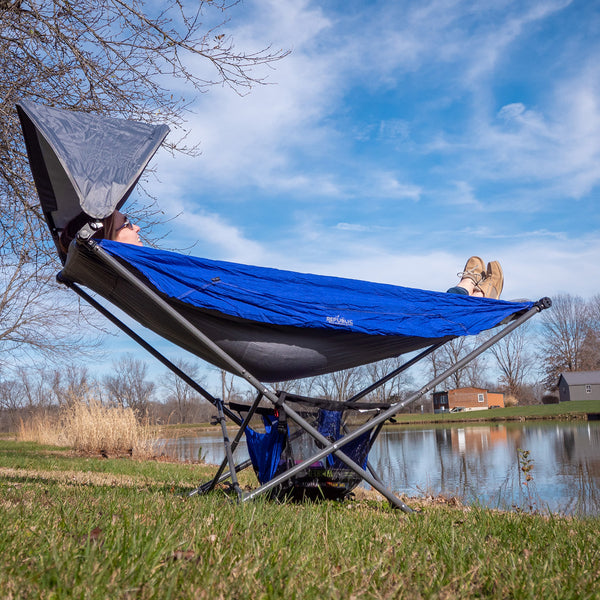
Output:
335 222 378 232
497 103 526 120
181 210 267 264
149 0 344 197
471 68 600 199
150 195 269 264
445 181 482 207
373 175 422 201
499 235 600 301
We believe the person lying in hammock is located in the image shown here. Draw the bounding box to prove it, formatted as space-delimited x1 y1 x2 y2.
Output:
59 211 503 300
59 210 143 254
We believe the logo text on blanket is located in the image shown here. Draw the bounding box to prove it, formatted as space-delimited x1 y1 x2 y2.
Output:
326 315 354 327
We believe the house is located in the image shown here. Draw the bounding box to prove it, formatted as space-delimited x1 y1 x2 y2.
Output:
557 371 600 402
432 387 505 413
487 391 505 409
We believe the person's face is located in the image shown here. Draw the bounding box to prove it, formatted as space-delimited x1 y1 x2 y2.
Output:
114 216 142 246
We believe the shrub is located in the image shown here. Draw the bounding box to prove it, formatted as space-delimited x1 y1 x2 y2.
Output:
542 394 560 404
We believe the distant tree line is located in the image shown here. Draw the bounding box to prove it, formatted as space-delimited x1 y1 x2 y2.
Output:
0 356 219 433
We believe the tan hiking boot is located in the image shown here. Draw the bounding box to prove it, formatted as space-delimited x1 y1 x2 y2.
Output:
458 256 486 287
479 261 504 299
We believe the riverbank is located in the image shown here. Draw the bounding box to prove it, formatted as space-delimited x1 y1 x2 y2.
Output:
158 400 600 437
388 399 600 426
0 440 597 599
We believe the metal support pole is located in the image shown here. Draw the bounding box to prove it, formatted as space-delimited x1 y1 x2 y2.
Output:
60 275 257 492
214 398 242 501
188 459 254 497
59 276 243 426
80 240 279 404
192 393 264 495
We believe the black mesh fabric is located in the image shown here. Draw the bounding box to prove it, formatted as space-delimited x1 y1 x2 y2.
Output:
233 395 387 501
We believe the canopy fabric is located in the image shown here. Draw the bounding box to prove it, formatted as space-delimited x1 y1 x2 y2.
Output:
16 101 169 232
61 239 534 381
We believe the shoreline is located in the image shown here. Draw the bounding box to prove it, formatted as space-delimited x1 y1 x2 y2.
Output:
157 401 600 437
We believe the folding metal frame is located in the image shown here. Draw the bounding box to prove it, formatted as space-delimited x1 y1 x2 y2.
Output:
61 231 551 513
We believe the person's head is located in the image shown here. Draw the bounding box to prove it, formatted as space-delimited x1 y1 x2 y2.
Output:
104 212 142 246
59 210 142 254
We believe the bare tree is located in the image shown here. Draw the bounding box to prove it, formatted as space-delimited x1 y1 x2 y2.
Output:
312 366 366 401
588 294 600 326
162 358 208 424
15 367 53 412
103 355 154 415
259 357 414 406
539 294 591 390
219 369 252 404
579 294 600 371
50 364 94 406
486 322 535 400
579 329 600 372
0 367 60 430
363 357 413 403
428 337 487 390
0 0 288 365
0 377 25 431
0 364 94 430
0 229 95 368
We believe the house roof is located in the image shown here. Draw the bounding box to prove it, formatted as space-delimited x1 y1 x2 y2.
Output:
559 371 600 386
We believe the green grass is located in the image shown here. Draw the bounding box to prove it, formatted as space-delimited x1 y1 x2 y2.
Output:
389 400 600 425
0 441 598 599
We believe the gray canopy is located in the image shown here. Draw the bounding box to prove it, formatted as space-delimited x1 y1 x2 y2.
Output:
17 101 169 242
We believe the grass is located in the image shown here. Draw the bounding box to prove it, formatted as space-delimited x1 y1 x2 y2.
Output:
389 399 600 425
0 440 598 599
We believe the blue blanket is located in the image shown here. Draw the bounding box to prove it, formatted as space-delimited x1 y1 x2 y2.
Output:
101 240 532 339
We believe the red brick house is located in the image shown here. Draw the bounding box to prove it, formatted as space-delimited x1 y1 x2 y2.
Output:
433 387 505 413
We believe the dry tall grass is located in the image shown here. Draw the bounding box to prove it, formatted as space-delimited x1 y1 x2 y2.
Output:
19 400 158 458
18 413 64 446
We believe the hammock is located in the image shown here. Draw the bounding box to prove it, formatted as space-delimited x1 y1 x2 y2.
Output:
62 238 535 382
17 99 550 511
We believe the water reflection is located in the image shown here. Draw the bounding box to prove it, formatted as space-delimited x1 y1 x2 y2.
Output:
159 421 600 516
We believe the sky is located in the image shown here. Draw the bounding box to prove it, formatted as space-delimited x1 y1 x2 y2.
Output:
54 0 600 387
137 0 600 304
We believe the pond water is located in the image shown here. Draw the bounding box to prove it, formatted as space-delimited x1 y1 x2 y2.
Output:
159 420 600 515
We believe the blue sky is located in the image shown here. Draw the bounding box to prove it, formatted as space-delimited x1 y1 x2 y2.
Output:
136 0 600 304
95 0 599 385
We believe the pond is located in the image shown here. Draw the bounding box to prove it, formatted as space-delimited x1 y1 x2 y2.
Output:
159 420 600 516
